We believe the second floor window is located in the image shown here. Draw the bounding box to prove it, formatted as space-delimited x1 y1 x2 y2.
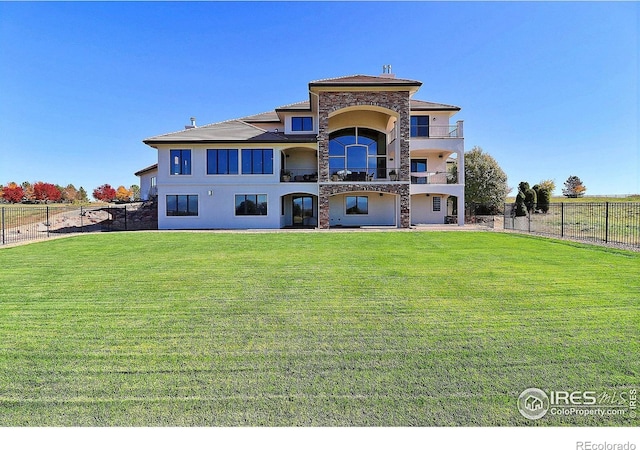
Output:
242 149 273 174
292 117 313 132
410 116 429 137
207 149 239 174
170 149 191 175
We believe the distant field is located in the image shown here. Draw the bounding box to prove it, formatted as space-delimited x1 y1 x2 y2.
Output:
506 195 640 203
0 232 637 426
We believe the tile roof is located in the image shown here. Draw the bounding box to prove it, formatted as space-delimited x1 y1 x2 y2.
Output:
240 110 281 122
143 120 316 145
309 74 422 87
275 100 312 111
134 163 158 176
410 99 461 111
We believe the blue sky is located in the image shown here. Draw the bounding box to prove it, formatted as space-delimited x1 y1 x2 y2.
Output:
0 1 638 196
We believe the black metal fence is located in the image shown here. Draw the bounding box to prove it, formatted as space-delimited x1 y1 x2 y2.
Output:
0 202 157 246
504 202 640 247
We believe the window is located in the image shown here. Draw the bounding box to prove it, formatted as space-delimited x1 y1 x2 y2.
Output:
329 128 387 179
235 194 268 216
170 150 191 175
346 196 368 215
241 149 273 174
292 117 313 132
207 149 238 174
166 195 198 216
411 159 427 184
433 196 441 212
410 116 429 137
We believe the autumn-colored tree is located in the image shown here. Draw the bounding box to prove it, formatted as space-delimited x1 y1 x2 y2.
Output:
33 182 62 203
93 184 117 202
21 181 35 202
61 184 78 203
2 182 24 203
115 185 133 202
562 175 587 198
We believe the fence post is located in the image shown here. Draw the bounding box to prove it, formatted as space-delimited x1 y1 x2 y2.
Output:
46 206 50 238
80 205 83 232
561 203 564 238
124 205 127 231
605 202 609 243
1 207 5 245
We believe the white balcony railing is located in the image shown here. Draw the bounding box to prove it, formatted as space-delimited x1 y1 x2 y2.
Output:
411 171 458 185
413 121 464 139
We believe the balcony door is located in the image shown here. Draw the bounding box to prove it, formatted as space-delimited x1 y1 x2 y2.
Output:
411 159 427 184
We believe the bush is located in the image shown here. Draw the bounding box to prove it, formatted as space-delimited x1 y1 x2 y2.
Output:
533 184 551 213
514 191 527 217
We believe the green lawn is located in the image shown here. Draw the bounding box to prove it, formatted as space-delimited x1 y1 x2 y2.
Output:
0 232 637 426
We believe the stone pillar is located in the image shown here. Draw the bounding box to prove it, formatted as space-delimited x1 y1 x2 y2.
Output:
316 90 412 229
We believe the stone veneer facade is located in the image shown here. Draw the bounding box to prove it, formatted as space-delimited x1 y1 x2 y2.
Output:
317 90 412 228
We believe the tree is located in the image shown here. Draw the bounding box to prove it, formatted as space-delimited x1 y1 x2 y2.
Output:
463 146 510 214
130 184 141 201
562 175 587 198
77 186 89 203
514 190 527 217
115 185 133 202
21 181 35 203
518 181 537 213
537 179 556 194
93 184 117 202
2 182 24 203
33 182 62 203
533 183 551 213
61 184 78 203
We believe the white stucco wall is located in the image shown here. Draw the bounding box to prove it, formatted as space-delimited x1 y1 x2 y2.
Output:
328 193 397 227
138 169 157 201
410 194 448 225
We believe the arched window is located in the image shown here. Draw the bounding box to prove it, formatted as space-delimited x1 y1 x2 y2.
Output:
329 128 387 180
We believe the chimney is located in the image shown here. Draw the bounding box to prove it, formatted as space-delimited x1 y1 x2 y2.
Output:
185 117 197 129
380 64 395 78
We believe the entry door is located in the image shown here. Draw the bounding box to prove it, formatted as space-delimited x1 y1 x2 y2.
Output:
292 196 314 226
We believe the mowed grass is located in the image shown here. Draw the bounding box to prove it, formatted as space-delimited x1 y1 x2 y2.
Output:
0 232 637 426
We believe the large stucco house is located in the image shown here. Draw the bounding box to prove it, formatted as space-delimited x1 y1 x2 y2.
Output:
138 72 465 229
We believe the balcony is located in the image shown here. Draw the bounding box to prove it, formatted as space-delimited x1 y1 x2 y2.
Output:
329 168 400 182
281 168 318 183
411 171 457 185
412 121 463 139
409 121 464 154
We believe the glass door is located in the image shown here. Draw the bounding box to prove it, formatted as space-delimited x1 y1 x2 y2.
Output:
292 196 314 227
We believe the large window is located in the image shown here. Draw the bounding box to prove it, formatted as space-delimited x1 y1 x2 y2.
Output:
346 196 368 215
235 194 268 216
292 117 313 132
329 128 386 179
410 116 430 137
170 149 191 175
207 149 238 174
242 149 273 174
166 195 198 216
